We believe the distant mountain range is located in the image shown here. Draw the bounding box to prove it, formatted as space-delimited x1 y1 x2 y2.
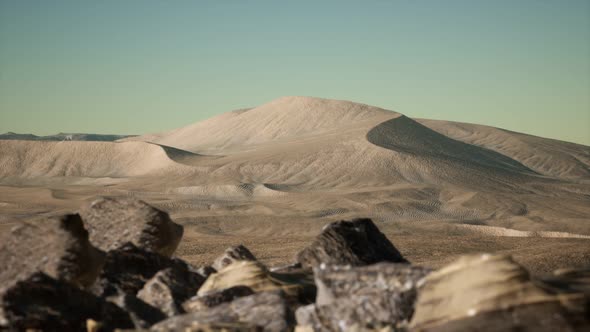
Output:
0 132 135 142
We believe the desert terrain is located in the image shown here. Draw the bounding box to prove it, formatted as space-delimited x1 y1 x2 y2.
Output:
1 96 589 274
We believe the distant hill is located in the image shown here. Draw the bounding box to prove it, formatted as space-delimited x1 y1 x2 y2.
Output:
0 132 135 142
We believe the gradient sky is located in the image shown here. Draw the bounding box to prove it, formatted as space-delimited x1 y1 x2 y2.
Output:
1 1 589 145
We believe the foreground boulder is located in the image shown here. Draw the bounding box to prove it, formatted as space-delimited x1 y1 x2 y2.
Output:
79 197 183 257
296 263 430 331
137 266 206 317
212 245 257 271
91 243 204 298
0 272 133 331
0 214 104 288
151 290 290 332
410 254 590 331
197 260 316 306
296 218 407 269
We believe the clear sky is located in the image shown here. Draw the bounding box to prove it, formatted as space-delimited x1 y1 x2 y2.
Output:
1 1 589 145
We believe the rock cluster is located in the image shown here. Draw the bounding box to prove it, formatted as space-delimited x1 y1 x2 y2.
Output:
1 197 589 331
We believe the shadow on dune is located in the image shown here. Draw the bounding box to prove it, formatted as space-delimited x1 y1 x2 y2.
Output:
366 116 538 176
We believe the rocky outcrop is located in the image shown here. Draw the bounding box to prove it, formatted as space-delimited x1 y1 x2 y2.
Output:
90 242 201 298
296 218 408 269
296 263 430 331
183 286 255 312
0 214 104 288
79 197 183 256
2 202 589 331
410 254 590 331
137 266 206 317
212 245 257 271
151 290 290 332
0 272 133 331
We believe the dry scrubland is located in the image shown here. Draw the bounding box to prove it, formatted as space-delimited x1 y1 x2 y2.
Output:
1 96 589 274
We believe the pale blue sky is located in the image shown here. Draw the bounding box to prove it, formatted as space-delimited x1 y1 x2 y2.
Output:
1 1 589 144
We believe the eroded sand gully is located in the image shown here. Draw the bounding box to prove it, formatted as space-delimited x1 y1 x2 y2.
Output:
1 97 589 275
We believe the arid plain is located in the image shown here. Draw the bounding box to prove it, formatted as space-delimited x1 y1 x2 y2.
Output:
1 96 589 274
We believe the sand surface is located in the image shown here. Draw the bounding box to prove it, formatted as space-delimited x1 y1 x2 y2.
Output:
1 96 589 274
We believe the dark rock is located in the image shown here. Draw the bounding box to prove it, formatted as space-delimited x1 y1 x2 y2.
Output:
410 254 590 332
79 197 183 256
91 243 198 298
151 290 290 332
0 214 104 288
212 245 257 271
0 272 133 331
137 266 206 317
296 218 408 269
107 291 167 329
183 286 255 312
296 263 430 331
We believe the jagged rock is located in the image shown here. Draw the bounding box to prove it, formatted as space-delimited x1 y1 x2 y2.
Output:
296 218 408 269
91 243 201 298
410 254 590 332
183 286 255 312
197 261 315 306
137 266 206 317
0 214 104 288
79 197 183 256
0 272 133 331
107 291 167 328
151 290 290 332
212 245 257 271
295 263 430 331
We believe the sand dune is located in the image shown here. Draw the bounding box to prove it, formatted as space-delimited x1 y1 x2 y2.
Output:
0 140 195 178
418 119 590 179
1 96 589 272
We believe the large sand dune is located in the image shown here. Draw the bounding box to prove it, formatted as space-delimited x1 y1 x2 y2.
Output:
1 96 589 273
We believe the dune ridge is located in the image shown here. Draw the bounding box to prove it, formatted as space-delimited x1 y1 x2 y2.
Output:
0 140 196 178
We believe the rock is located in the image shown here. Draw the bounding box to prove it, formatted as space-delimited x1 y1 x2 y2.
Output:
107 291 167 329
540 267 590 295
137 266 206 317
91 243 200 298
0 272 133 331
410 254 590 332
212 245 257 271
296 263 430 331
183 286 255 312
197 261 315 306
151 290 290 332
296 218 408 269
294 304 323 332
0 214 104 288
270 262 305 274
151 321 260 331
196 265 218 279
79 197 183 256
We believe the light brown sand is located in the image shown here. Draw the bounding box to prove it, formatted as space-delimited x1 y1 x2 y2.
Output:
1 96 589 275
